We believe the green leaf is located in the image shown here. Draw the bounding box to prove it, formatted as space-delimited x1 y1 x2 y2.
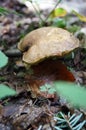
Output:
0 6 9 15
0 51 8 68
54 81 86 108
52 18 66 28
40 84 56 94
0 84 16 99
67 25 81 33
0 6 22 16
48 87 56 94
50 8 67 18
40 86 48 92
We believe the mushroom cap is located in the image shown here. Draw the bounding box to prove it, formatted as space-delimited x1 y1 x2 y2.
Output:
18 27 79 65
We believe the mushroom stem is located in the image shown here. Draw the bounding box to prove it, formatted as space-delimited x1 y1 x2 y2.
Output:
25 59 75 96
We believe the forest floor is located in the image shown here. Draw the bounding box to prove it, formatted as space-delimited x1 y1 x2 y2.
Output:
0 0 86 130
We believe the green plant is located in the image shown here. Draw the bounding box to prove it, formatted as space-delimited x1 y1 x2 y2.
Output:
0 5 22 99
0 51 8 68
40 81 86 108
0 6 10 15
0 51 16 99
54 112 86 130
72 10 86 22
40 83 56 94
23 0 62 26
52 18 66 28
67 25 81 34
0 84 16 99
0 6 22 16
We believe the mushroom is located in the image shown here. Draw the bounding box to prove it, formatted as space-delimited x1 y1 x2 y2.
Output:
18 27 79 97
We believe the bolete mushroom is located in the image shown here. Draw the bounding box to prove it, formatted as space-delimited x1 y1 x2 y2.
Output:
18 27 79 97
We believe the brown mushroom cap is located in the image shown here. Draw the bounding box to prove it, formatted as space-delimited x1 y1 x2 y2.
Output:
18 27 79 65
